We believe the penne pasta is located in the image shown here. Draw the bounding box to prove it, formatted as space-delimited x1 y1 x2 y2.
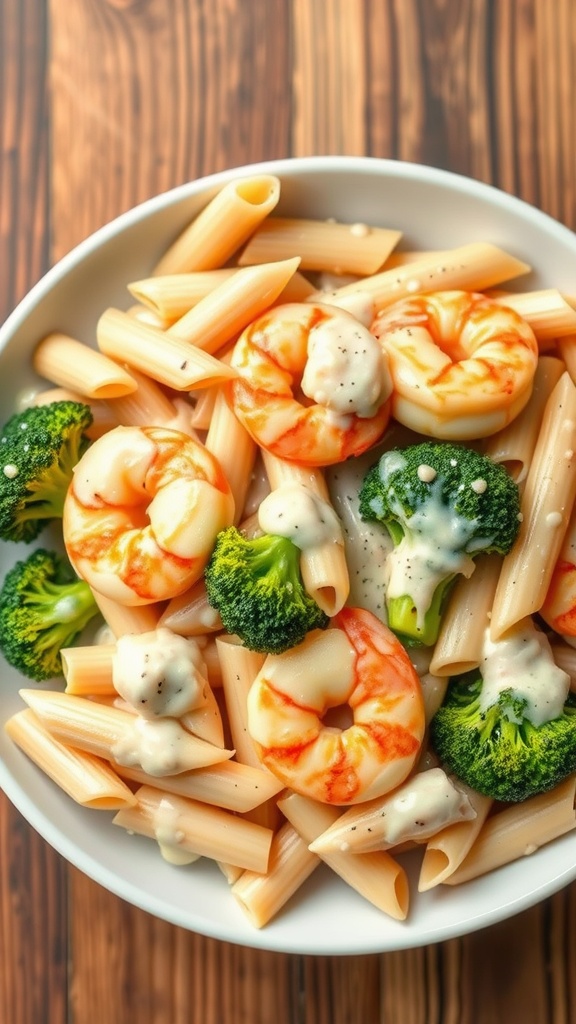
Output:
106 366 182 429
490 372 576 638
181 682 225 748
165 258 300 354
493 289 576 346
429 554 502 677
261 450 349 616
62 642 117 696
128 269 237 321
308 767 476 856
483 355 565 484
238 216 402 276
216 636 266 769
320 242 531 310
113 784 274 873
19 689 234 773
278 792 409 921
153 175 281 275
444 776 576 885
205 390 257 523
231 820 320 928
113 760 283 813
5 708 137 810
91 590 163 638
33 332 138 399
158 579 222 637
96 308 238 391
29 386 118 438
418 787 493 890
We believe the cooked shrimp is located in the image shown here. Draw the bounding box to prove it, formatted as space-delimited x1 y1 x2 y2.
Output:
371 290 538 439
229 302 392 465
541 505 576 640
246 606 425 805
63 425 234 606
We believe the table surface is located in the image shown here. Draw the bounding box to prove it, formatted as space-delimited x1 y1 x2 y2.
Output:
2 1 576 1021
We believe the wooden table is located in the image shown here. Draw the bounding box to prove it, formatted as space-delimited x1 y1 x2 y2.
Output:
2 2 576 1021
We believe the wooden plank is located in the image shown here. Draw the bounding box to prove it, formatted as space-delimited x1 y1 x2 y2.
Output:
68 868 301 1024
0 3 68 1022
49 0 293 261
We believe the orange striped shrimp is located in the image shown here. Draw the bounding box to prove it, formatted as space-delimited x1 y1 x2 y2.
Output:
371 290 538 439
229 302 392 465
63 425 234 606
246 606 425 805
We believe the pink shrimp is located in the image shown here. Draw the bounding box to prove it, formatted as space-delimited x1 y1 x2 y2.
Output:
246 607 425 805
371 289 538 439
228 302 392 466
63 425 234 606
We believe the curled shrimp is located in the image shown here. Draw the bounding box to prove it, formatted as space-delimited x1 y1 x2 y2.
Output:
246 606 425 805
371 290 538 439
229 302 392 466
63 425 234 606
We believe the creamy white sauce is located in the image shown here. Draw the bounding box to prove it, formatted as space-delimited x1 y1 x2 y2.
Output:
480 621 570 726
301 311 391 419
111 716 193 776
257 483 343 551
152 796 200 865
327 449 393 622
339 767 475 850
372 468 480 628
546 510 563 528
417 464 436 483
112 627 207 719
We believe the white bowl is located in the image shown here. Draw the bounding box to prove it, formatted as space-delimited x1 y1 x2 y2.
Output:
1 156 576 955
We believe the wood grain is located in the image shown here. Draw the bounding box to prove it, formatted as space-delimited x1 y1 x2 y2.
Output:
2 0 576 1021
0 5 67 1021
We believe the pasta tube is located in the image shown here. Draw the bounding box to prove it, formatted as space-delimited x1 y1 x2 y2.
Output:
231 821 320 928
114 760 283 813
19 690 234 772
444 775 576 885
33 332 138 399
321 243 531 310
418 787 493 890
113 785 274 873
153 175 281 275
165 258 300 354
261 450 349 616
238 216 402 275
490 371 576 638
96 309 238 391
278 792 409 920
5 709 136 810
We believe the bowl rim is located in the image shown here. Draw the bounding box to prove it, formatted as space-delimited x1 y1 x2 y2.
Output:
2 155 576 955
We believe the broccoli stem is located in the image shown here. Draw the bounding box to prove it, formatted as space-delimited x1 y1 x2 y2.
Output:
386 575 456 646
24 452 82 519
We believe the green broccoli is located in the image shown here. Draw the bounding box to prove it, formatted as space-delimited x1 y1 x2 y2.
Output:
0 400 93 543
430 671 576 803
358 441 521 646
0 548 100 681
204 525 329 654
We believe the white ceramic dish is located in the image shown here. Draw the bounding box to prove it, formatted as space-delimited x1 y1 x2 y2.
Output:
1 156 576 955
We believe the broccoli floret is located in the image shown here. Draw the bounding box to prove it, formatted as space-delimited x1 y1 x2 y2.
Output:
430 672 576 802
358 441 521 646
204 525 329 654
0 548 99 681
0 400 93 542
